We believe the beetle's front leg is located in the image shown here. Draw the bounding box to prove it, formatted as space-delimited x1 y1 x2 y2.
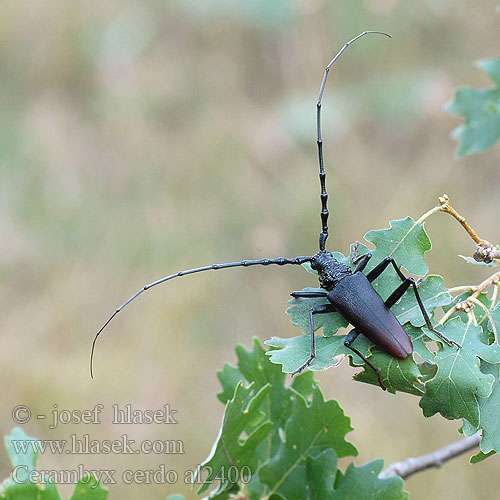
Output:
344 328 386 391
290 303 337 377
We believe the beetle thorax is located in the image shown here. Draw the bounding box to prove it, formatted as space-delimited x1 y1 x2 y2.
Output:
310 251 352 290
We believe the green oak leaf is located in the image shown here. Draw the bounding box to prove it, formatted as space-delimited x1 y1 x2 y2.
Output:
446 292 493 343
0 428 108 500
213 339 319 500
258 387 357 500
353 348 424 395
4 427 42 482
267 324 433 393
0 427 62 500
405 324 436 364
216 339 287 404
479 57 500 85
459 254 497 267
216 363 245 404
470 450 496 464
487 303 500 338
290 370 319 399
305 449 337 499
333 459 408 500
70 477 108 500
286 288 348 337
418 362 437 383
419 317 500 427
446 58 500 157
474 378 500 452
463 362 500 456
197 382 273 494
365 217 431 276
265 334 371 373
217 339 311 449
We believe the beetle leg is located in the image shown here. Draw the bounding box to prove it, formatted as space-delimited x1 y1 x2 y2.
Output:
344 328 386 390
290 290 328 298
365 256 403 282
353 252 372 273
389 278 461 348
368 257 461 349
290 304 336 377
384 277 413 308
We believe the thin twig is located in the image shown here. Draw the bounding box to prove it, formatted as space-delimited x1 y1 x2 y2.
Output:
438 194 484 245
415 205 443 225
469 297 498 343
470 271 500 301
492 284 499 309
416 195 500 329
437 194 500 264
379 432 481 480
436 305 459 327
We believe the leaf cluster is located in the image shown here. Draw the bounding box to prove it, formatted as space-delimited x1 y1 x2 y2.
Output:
196 338 407 499
267 217 500 462
0 427 108 500
447 58 500 157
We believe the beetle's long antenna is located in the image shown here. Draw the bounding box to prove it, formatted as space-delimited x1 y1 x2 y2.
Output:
90 255 312 378
317 30 391 251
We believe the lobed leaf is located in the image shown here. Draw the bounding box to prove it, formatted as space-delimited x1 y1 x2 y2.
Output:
446 57 500 157
286 288 348 337
419 317 500 427
201 339 370 499
305 449 337 499
265 335 369 373
364 216 432 276
333 460 408 500
197 382 273 495
459 254 497 267
352 348 424 395
258 387 356 500
70 478 108 500
463 362 500 456
487 303 500 339
470 450 496 464
391 275 452 327
0 428 108 500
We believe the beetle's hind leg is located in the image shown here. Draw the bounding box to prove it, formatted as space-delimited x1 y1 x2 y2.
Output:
344 328 386 391
290 303 336 377
367 257 461 349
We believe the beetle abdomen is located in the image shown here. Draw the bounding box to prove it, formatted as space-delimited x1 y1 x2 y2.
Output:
327 272 413 359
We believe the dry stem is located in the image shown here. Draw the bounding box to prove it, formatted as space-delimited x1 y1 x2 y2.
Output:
379 432 481 480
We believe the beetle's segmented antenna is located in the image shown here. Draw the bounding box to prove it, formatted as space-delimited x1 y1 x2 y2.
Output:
317 30 391 251
90 255 312 378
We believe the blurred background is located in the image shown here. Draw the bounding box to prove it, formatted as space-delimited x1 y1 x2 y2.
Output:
1 0 500 498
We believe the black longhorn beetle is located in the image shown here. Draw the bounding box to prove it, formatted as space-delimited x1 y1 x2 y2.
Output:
91 31 460 390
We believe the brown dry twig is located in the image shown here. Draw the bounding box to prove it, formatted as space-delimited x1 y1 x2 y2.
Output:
414 194 500 331
438 194 500 264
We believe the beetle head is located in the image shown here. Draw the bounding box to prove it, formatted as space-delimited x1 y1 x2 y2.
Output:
311 251 351 290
